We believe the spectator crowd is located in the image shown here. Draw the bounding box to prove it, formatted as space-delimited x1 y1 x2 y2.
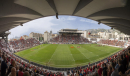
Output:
98 40 125 47
50 35 90 44
0 38 130 76
9 38 40 52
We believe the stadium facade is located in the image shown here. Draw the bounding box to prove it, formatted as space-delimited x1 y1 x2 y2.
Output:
9 28 130 45
50 29 90 44
29 32 44 41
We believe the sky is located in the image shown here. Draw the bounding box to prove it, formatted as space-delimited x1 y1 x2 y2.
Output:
8 15 110 39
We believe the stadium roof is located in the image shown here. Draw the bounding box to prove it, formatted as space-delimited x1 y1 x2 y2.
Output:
63 29 78 31
59 31 83 34
0 0 130 36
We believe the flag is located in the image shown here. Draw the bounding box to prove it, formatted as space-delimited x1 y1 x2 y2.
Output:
88 32 91 35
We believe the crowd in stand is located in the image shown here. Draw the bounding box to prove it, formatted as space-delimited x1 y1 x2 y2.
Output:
98 40 125 47
50 35 89 44
0 39 64 76
0 39 8 48
1 38 130 76
1 37 130 76
9 38 40 52
67 47 130 76
0 49 64 76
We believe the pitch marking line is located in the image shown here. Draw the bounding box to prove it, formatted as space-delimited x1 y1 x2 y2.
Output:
78 45 100 59
89 45 110 53
72 45 91 61
66 45 75 62
48 47 58 64
27 58 46 64
48 44 75 64
48 50 119 67
24 44 50 57
70 54 75 61
23 44 50 63
83 45 99 58
20 45 120 68
87 45 113 58
89 45 116 57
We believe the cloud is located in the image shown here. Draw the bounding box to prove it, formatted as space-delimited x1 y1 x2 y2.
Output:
58 16 76 21
8 16 110 39
58 17 66 21
67 16 76 20
8 16 57 39
80 19 98 24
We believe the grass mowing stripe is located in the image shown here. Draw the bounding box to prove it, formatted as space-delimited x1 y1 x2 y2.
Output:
23 44 50 58
90 45 121 54
68 44 90 65
78 44 99 57
48 44 75 68
66 44 75 62
24 44 58 65
88 45 107 54
15 44 122 68
16 44 49 57
72 44 91 61
47 44 59 64
83 44 105 56
83 44 121 62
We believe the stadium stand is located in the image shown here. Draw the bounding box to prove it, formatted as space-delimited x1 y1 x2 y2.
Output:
1 38 130 76
9 38 40 52
1 39 65 76
50 35 89 44
50 29 90 44
98 39 125 47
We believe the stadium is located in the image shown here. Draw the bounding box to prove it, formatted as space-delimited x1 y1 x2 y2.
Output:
0 0 130 76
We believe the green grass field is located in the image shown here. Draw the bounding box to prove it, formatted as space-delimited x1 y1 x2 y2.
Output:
15 44 122 68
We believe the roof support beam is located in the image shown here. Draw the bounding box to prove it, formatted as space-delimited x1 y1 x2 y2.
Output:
125 0 130 9
72 0 93 15
105 23 130 32
115 28 130 34
46 0 58 19
56 13 58 19
108 24 130 30
0 17 31 26
0 24 19 33
100 19 130 28
46 0 58 13
0 22 18 27
0 0 43 18
87 7 130 21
